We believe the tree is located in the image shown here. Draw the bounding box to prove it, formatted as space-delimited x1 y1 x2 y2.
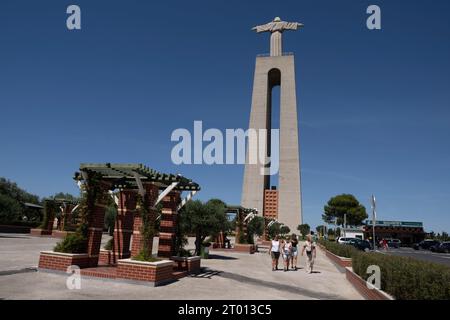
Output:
0 177 41 223
0 194 22 223
297 224 310 237
246 216 265 244
322 194 368 227
179 198 229 256
280 225 291 236
267 222 281 240
104 203 117 236
316 225 326 236
52 192 79 202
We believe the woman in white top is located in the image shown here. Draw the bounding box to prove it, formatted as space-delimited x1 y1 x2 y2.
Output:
269 235 281 271
301 234 317 273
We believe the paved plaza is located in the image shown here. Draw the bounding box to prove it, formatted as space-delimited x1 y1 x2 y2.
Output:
0 233 362 300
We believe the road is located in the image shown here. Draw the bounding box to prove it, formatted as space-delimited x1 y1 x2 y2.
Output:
382 247 450 267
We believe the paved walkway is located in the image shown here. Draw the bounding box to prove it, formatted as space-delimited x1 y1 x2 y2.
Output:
0 233 363 300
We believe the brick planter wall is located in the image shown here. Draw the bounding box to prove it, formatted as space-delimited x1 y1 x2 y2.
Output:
345 267 394 300
30 229 52 236
234 243 256 254
38 251 95 271
99 249 116 266
117 259 174 286
0 225 33 234
324 250 352 268
171 256 201 274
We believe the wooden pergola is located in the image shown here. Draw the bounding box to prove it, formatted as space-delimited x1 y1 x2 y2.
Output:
74 163 200 265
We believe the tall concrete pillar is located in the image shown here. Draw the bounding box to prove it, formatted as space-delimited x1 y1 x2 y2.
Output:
242 18 304 232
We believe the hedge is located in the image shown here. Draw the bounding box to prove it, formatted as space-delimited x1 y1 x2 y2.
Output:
352 251 450 300
319 239 450 299
318 239 359 258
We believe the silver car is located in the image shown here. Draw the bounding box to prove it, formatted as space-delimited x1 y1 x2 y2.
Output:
337 237 356 245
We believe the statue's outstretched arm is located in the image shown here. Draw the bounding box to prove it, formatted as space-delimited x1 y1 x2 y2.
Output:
252 22 272 33
283 22 304 31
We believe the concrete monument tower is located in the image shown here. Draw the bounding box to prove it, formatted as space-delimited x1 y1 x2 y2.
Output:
241 17 303 232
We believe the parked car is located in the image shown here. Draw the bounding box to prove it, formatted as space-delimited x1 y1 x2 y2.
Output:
434 242 450 253
386 239 401 248
413 240 440 250
430 243 440 252
337 237 356 245
348 238 372 252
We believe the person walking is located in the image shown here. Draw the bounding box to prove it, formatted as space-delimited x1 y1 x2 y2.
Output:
382 238 389 251
269 235 281 271
301 234 316 274
281 236 292 271
290 234 299 270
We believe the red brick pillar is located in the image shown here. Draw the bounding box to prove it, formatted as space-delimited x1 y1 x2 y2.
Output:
130 184 159 258
235 209 243 244
44 201 55 234
86 183 109 267
59 204 73 231
46 214 55 233
158 191 181 258
114 190 136 259
216 232 224 248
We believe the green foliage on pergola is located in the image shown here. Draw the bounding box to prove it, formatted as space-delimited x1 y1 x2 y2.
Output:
75 163 200 191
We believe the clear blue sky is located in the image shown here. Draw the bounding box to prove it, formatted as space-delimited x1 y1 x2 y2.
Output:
1 0 449 233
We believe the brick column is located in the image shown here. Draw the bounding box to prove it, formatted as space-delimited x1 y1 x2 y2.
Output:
216 231 224 248
46 213 55 233
158 191 181 258
44 201 55 234
59 204 74 231
130 184 159 258
114 190 136 259
86 183 109 267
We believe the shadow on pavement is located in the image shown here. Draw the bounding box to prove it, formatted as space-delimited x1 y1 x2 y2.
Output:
207 254 238 260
